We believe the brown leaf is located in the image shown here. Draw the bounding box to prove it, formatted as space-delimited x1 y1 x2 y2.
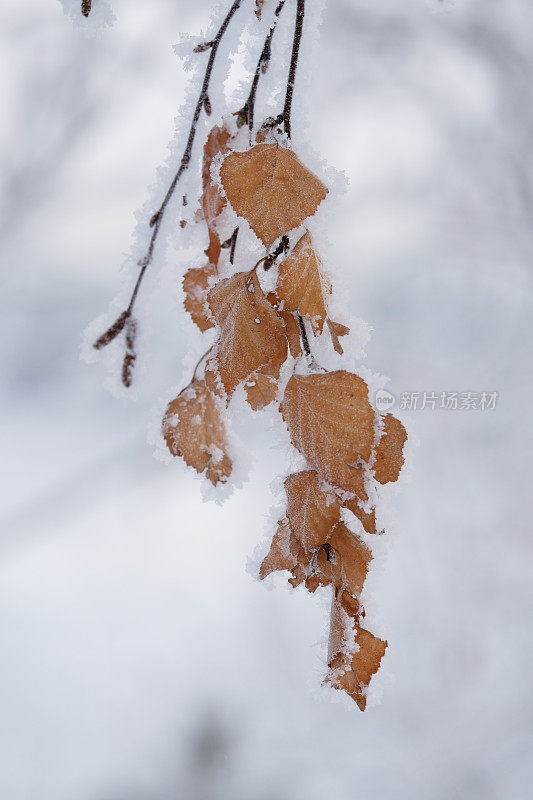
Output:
259 518 305 580
162 378 232 486
328 522 372 596
280 310 303 357
265 293 302 356
341 495 378 535
81 0 91 16
244 371 278 410
277 232 330 333
374 413 408 484
208 270 287 395
327 592 387 711
280 370 375 498
285 470 340 551
183 262 217 332
327 318 350 355
220 144 328 247
202 125 231 265
255 0 265 19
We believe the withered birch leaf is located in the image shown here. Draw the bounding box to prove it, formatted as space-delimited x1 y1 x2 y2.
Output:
277 232 330 332
255 0 265 19
183 262 217 332
327 318 350 355
202 125 231 264
280 310 303 357
245 371 278 410
259 518 305 580
341 495 378 535
220 144 328 247
373 413 408 484
285 470 340 551
328 594 387 711
162 378 232 486
208 270 287 395
280 370 375 497
328 522 372 596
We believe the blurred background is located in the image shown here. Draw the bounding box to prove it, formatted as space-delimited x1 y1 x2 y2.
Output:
1 0 532 798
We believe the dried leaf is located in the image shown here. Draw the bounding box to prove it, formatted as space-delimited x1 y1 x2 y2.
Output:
374 413 408 484
280 310 303 357
341 495 378 535
281 370 375 498
183 262 217 332
327 522 372 596
328 591 387 712
277 232 330 332
285 470 340 551
327 318 350 355
162 378 232 486
255 0 266 19
259 518 305 579
208 270 287 395
81 0 91 16
202 125 231 265
244 371 278 410
220 144 328 247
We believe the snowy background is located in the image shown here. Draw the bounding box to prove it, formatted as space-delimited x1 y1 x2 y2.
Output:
1 0 532 798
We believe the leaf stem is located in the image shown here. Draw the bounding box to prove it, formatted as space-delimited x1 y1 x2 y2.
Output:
297 313 311 356
238 0 286 132
283 0 305 138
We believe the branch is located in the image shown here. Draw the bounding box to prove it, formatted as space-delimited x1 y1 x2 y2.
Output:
93 0 244 385
283 0 305 138
236 0 286 132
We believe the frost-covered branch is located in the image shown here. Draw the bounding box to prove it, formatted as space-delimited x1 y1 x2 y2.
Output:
93 0 244 384
236 0 287 132
283 0 305 138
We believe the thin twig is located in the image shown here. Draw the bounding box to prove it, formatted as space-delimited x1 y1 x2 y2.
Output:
127 0 244 316
236 0 286 132
283 0 305 138
229 227 239 265
297 313 311 356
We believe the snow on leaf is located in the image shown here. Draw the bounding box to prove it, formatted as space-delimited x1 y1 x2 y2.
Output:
327 318 350 355
373 413 408 484
277 231 330 333
285 470 340 551
341 494 379 535
220 144 328 247
280 370 375 498
255 0 266 19
183 262 217 332
208 270 288 395
162 378 232 486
